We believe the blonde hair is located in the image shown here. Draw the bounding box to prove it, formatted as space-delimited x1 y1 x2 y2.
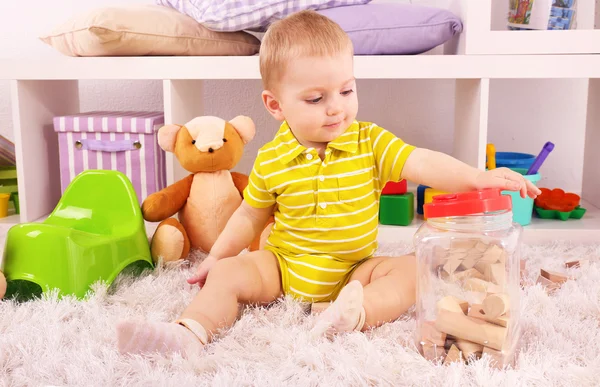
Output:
259 10 353 91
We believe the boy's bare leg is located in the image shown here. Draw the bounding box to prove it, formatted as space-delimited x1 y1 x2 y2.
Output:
312 254 416 335
350 254 417 330
117 250 282 356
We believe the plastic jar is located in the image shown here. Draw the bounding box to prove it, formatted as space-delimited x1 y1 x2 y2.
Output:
413 188 522 368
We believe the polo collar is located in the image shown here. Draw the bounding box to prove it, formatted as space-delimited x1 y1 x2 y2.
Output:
275 120 360 165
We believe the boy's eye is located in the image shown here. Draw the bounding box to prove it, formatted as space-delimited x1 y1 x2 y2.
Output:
307 97 322 104
341 89 354 96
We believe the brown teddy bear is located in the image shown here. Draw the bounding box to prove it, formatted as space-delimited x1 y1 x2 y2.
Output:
142 115 269 263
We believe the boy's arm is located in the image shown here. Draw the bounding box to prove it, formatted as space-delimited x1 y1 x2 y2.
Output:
209 201 274 259
401 148 540 198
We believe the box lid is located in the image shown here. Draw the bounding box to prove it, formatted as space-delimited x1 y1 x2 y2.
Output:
53 111 164 134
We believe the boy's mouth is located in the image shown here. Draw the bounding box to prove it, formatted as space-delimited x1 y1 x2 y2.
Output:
323 121 342 129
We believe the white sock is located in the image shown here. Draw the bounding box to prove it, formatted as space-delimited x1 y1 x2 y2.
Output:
116 318 207 357
311 280 366 338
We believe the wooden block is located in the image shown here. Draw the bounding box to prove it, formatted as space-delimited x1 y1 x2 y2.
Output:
481 245 505 263
463 278 502 294
482 294 510 318
443 344 464 365
450 239 477 251
565 259 589 269
435 308 508 350
485 263 506 286
422 342 446 363
443 259 462 275
461 251 483 270
444 336 457 350
467 304 509 327
422 321 447 346
536 275 561 293
540 268 569 284
482 347 506 369
437 295 468 314
475 241 488 252
474 261 489 274
452 268 485 282
455 339 483 359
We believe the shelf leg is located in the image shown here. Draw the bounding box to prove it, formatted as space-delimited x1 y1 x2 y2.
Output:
583 78 600 208
11 80 79 222
454 78 490 170
162 80 205 185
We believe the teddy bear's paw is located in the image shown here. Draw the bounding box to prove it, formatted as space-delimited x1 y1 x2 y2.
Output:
151 218 191 264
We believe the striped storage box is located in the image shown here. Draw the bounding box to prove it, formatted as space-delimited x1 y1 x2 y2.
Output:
53 111 167 203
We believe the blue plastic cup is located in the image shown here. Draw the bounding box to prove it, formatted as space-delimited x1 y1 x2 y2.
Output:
502 167 541 226
493 152 536 170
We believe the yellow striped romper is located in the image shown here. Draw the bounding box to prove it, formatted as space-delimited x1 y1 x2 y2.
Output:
243 120 415 302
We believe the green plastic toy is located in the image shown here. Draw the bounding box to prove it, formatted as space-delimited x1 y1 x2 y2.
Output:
534 205 587 221
1 170 153 300
380 192 415 226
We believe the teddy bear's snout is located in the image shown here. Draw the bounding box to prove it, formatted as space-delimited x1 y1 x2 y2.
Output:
195 140 224 153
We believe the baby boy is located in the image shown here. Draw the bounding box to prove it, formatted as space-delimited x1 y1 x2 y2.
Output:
116 10 540 356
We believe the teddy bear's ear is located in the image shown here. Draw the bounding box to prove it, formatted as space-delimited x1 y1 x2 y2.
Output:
157 124 182 152
229 115 255 144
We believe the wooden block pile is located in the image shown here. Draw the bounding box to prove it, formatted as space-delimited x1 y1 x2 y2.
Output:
434 239 508 295
419 239 514 367
419 294 512 368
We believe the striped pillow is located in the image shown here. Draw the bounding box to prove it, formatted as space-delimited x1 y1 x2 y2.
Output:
156 0 372 32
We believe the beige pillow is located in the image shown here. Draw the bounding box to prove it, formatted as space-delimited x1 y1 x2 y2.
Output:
39 5 261 56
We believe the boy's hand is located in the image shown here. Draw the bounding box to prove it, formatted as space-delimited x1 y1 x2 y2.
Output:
474 167 542 199
187 255 219 287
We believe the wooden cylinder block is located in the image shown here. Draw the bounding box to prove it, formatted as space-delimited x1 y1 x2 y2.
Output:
435 309 508 350
482 293 510 318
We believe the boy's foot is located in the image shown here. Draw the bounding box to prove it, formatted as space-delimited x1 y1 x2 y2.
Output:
116 318 207 357
311 280 366 338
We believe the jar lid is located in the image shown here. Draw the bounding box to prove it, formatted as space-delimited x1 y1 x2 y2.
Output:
423 188 512 218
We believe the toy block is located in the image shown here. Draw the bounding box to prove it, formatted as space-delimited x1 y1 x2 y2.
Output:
484 263 506 287
416 184 430 215
421 342 446 363
482 294 510 318
536 275 561 293
379 192 414 226
381 179 407 195
444 336 457 350
450 239 477 252
452 268 485 282
455 339 483 360
462 251 484 270
565 260 589 269
436 295 468 314
435 308 508 350
443 344 464 365
443 258 462 275
463 278 502 294
467 304 509 327
422 321 447 346
423 188 449 220
540 268 570 284
481 244 506 263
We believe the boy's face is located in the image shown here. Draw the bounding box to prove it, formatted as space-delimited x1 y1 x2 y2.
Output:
262 52 358 149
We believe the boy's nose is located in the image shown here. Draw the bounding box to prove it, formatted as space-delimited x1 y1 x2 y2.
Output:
326 101 343 116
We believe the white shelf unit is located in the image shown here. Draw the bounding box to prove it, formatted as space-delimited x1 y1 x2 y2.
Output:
1 54 599 244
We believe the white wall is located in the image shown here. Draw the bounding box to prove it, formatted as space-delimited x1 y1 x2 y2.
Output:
0 0 587 193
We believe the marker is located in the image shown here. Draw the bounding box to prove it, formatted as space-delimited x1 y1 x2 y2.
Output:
526 141 554 175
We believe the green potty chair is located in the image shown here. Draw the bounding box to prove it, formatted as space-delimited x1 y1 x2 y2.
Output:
1 170 153 300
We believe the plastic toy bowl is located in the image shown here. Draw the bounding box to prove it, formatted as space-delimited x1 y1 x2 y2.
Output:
535 205 587 221
501 167 540 226
493 152 536 169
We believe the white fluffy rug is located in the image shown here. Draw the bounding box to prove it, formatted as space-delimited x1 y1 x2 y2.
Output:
1 241 600 387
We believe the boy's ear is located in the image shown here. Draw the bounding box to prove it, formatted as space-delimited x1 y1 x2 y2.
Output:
261 90 285 121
